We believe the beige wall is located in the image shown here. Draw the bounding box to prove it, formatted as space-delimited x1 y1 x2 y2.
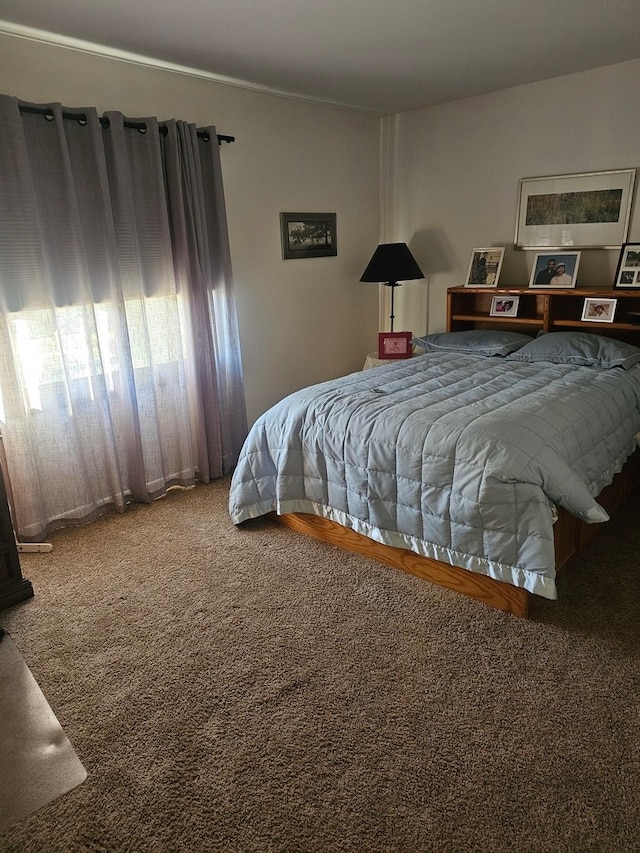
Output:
387 59 640 335
5 31 638 421
0 31 381 425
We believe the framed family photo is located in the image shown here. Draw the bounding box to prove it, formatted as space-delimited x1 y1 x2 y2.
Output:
529 252 581 288
464 247 505 287
613 242 640 289
489 295 520 317
581 298 617 323
280 212 337 259
378 331 413 360
515 169 636 250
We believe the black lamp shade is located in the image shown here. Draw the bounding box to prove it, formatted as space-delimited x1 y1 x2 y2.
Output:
360 242 424 284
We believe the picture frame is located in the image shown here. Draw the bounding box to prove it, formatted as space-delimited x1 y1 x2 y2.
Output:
489 295 520 317
280 212 337 259
378 331 413 360
529 252 581 289
464 247 505 287
613 242 640 289
515 169 636 250
581 297 617 323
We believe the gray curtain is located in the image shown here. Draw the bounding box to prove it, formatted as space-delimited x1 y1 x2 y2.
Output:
0 96 247 541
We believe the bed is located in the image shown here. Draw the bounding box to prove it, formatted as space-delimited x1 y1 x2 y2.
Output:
229 292 640 616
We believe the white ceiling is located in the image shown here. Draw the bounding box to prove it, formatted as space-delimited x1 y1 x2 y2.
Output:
3 0 640 115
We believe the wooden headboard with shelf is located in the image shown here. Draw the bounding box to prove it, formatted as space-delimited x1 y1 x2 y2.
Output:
447 287 640 345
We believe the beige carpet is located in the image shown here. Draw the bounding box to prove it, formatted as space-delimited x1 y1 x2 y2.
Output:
0 477 638 852
0 632 86 831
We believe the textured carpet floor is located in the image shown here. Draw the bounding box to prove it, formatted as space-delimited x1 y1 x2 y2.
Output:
0 478 638 852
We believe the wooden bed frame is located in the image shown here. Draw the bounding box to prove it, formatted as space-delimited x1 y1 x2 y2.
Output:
270 451 639 617
270 287 640 617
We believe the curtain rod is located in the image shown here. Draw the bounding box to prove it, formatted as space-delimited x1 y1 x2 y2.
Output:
18 104 235 146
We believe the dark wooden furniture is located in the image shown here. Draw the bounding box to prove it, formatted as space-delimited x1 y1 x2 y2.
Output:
0 464 33 610
272 287 640 617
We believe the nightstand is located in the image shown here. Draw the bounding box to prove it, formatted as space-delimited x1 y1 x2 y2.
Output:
363 352 414 370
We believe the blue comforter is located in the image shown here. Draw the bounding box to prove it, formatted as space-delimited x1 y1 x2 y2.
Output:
229 353 640 598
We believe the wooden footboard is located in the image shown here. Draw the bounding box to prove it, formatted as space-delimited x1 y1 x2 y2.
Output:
270 511 531 617
269 450 640 618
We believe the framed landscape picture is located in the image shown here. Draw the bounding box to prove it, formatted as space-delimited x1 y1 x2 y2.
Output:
280 212 337 259
515 169 636 249
613 243 640 289
464 247 505 287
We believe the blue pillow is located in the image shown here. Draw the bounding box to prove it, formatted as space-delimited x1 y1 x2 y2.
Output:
412 330 533 357
505 331 640 370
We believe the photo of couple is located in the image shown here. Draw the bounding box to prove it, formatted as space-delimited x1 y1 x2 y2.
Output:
530 252 581 288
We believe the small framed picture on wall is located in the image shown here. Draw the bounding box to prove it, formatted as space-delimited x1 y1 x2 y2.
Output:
280 212 337 259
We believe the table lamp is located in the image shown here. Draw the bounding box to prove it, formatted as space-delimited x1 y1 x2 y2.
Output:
360 242 424 331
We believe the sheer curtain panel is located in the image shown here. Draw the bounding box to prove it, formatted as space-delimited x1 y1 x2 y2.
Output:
0 96 247 541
